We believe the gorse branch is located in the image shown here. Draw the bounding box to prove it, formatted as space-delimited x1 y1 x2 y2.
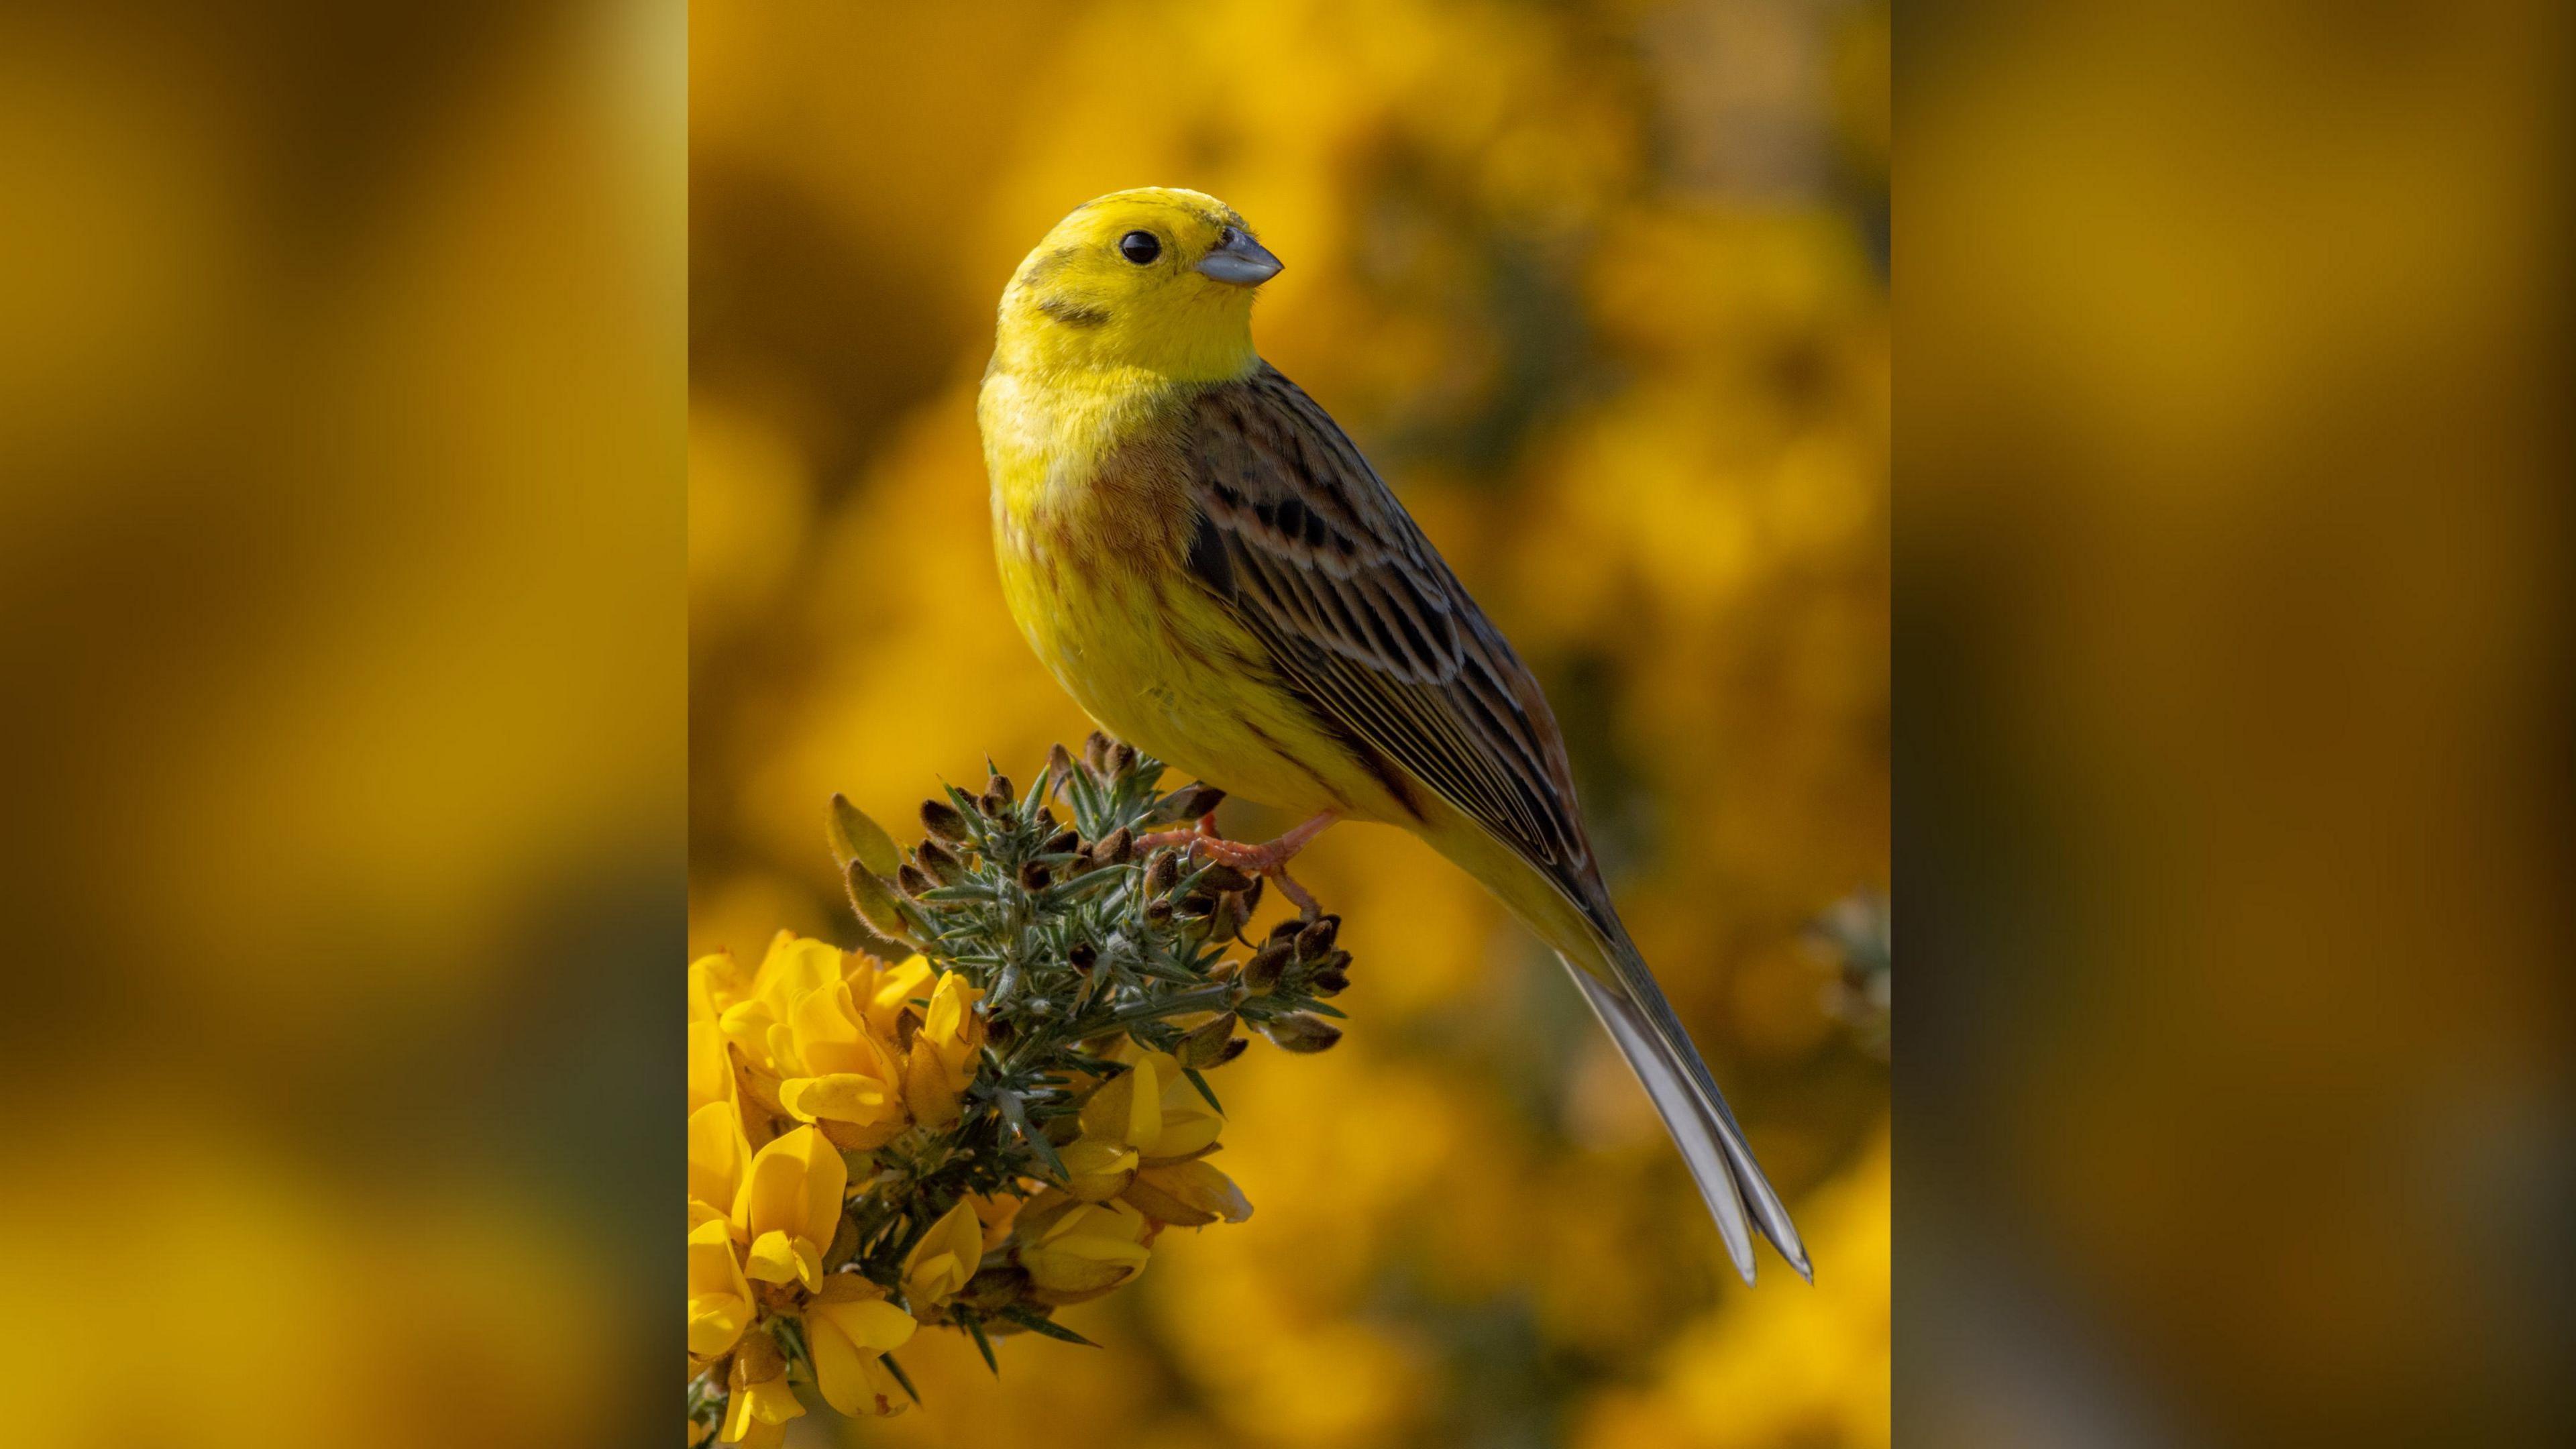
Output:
686 736 1356 1446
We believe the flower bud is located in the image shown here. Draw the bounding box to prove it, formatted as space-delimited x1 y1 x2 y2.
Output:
1241 941 1291 994
1081 731 1114 773
1144 898 1175 927
845 860 914 941
1307 965 1350 996
1257 1012 1343 1053
1295 914 1340 961
1121 1159 1253 1228
979 773 1016 817
1091 826 1134 867
1176 1012 1239 1068
1207 891 1251 941
1041 827 1081 857
1047 741 1077 786
1146 784 1225 824
1212 1037 1250 1066
1066 941 1097 973
896 863 934 898
1018 859 1053 892
1195 862 1255 894
828 794 904 878
915 837 965 883
1108 741 1138 775
1143 850 1179 896
922 798 971 841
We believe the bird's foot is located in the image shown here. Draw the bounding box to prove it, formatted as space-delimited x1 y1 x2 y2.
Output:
1135 810 1339 918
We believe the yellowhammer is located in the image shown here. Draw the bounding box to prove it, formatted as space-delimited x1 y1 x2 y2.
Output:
979 187 1809 1283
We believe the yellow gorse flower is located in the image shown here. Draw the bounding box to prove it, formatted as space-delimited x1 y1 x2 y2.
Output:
1061 1049 1242 1215
734 1124 844 1291
800 1277 917 1417
714 932 851 1079
688 757 1359 1441
686 1098 751 1233
1014 1191 1157 1305
775 977 910 1150
899 1197 985 1311
901 971 985 1129
686 1217 755 1361
719 1331 800 1449
1123 1157 1254 1228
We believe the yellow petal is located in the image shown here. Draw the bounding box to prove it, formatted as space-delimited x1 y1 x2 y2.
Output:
754 931 846 1005
688 1021 738 1115
777 1072 899 1128
1057 1135 1139 1203
737 1125 845 1249
863 956 934 1036
688 950 750 1024
686 1292 751 1360
687 1102 750 1217
1124 1159 1254 1227
900 1199 985 1307
743 1229 803 1287
902 1039 963 1130
716 1000 780 1075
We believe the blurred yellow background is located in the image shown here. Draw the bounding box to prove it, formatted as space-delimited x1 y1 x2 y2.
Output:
1 1 681 1444
688 3 1889 1446
1898 1 2572 1444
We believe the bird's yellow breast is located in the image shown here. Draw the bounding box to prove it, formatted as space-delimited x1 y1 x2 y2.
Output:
978 368 1377 820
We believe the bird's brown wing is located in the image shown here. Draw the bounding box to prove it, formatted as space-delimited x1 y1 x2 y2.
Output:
1181 364 1605 922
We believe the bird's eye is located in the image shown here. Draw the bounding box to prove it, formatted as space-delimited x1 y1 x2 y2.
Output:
1118 230 1162 264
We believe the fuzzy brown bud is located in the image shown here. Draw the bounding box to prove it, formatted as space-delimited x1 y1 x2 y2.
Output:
1108 741 1138 776
1018 859 1053 892
897 863 935 897
1294 914 1340 961
916 837 965 883
1265 918 1304 945
1047 741 1077 786
1147 784 1226 824
1212 1037 1250 1067
1081 731 1115 773
1177 1012 1240 1068
1143 850 1179 897
1241 941 1292 994
922 798 971 842
1307 965 1350 996
1195 862 1255 894
1144 898 1175 926
1067 941 1098 973
979 774 1016 817
1042 828 1081 857
1258 1012 1343 1054
1091 827 1134 867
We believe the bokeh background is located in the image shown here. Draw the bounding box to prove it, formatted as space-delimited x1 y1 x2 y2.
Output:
1 1 681 1444
1898 1 2573 1444
689 3 1890 1447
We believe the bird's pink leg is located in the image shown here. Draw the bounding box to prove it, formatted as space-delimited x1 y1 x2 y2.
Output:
1134 810 1340 918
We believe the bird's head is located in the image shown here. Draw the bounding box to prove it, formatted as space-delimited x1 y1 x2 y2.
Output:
994 188 1281 383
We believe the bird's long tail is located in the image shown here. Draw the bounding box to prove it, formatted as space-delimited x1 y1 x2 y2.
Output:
1563 925 1811 1286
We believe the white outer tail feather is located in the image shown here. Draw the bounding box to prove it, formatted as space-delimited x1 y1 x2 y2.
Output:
1566 961 1812 1286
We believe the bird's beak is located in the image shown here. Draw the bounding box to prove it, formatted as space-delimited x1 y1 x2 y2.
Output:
1196 227 1283 286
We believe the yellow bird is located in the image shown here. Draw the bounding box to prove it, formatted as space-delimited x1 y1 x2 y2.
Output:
980 187 1808 1284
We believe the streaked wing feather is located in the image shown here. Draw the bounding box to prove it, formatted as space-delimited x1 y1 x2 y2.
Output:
1184 366 1597 908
